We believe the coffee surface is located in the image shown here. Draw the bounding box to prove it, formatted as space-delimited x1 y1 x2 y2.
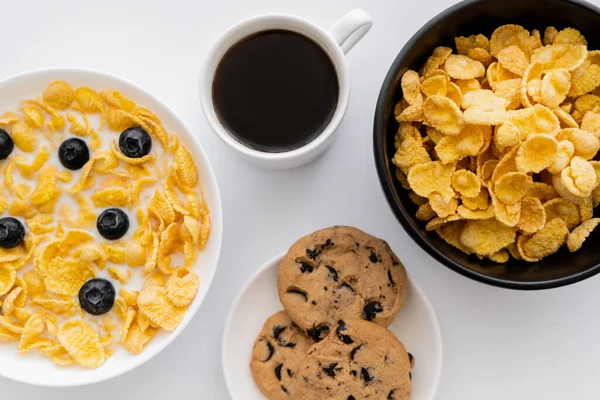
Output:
213 30 339 153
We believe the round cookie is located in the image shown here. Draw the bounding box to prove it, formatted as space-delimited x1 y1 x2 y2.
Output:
291 319 412 400
250 311 314 399
277 226 408 340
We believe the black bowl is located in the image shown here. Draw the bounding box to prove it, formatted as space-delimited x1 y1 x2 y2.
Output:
374 0 600 290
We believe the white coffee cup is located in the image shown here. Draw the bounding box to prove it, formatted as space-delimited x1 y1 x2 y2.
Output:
200 9 372 169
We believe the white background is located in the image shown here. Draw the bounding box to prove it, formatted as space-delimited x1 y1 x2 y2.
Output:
1 0 600 399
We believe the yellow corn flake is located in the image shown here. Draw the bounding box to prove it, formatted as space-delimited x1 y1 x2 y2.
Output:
556 128 599 160
444 54 485 80
108 267 129 285
497 45 528 76
57 320 105 369
547 140 575 174
100 243 126 264
540 69 571 108
567 218 600 252
165 268 200 307
43 81 74 110
569 61 600 97
392 135 431 175
91 187 129 208
494 78 521 110
407 160 455 201
559 156 598 198
415 202 436 221
423 95 464 135
580 201 594 222
428 192 458 218
44 257 96 296
143 231 160 274
455 34 490 55
581 111 600 137
446 82 463 107
490 189 521 227
23 270 45 296
119 308 136 343
120 289 139 308
19 314 45 354
490 25 539 57
467 48 492 67
138 285 186 331
451 169 481 198
125 241 146 267
16 148 50 179
454 78 481 95
494 172 532 205
515 134 558 173
543 198 581 230
123 323 157 354
150 189 176 225
420 75 448 97
459 219 517 256
2 287 22 316
22 106 45 130
423 47 453 76
518 196 546 235
519 218 569 261
111 139 155 165
11 121 39 153
174 144 198 188
531 44 587 72
100 90 136 112
0 111 20 125
456 204 494 220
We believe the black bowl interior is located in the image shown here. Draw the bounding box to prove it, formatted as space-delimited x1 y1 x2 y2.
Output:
374 0 600 289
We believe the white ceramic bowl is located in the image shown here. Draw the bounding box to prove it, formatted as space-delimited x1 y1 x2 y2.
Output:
223 253 443 400
0 68 223 387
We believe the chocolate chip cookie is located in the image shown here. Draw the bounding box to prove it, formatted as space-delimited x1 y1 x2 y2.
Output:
277 226 408 340
292 319 412 400
250 311 314 399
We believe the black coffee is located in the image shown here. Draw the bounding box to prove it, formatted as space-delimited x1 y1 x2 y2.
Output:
212 30 339 153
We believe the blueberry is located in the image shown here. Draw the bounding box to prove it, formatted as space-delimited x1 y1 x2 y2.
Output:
97 208 129 240
0 217 25 249
79 278 116 316
119 127 152 158
0 129 14 160
58 138 90 170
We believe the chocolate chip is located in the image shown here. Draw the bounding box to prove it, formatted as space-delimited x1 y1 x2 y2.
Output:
355 241 360 248
307 324 330 341
363 301 383 321
336 320 354 344
275 364 283 381
340 282 355 293
392 259 400 266
323 362 338 377
281 385 289 394
350 370 357 377
287 368 293 377
306 248 319 259
369 250 379 263
348 396 356 400
388 389 397 399
278 337 296 348
409 372 412 380
388 269 396 285
296 259 313 273
272 325 285 339
262 340 275 362
408 352 414 367
326 266 338 281
350 345 362 360
286 287 308 301
361 367 373 383
311 300 317 305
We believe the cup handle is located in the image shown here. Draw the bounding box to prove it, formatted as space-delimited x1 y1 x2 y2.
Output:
328 8 373 55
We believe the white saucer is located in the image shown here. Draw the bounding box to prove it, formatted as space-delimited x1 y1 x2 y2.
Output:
222 252 442 400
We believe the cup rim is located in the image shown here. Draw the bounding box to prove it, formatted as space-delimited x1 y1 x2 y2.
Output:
200 13 350 162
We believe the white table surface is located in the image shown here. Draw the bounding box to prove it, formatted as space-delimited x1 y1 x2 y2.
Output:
2 0 600 399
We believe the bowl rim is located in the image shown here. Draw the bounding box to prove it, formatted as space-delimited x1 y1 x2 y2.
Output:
373 0 600 290
0 67 223 386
